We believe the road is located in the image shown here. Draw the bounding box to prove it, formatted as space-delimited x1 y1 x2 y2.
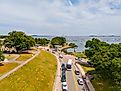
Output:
48 48 94 91
62 54 85 91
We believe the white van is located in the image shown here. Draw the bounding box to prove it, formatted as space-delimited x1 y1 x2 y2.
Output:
66 59 72 70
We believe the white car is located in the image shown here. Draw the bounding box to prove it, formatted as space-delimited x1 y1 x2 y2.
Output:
59 54 63 58
62 82 68 91
77 77 84 85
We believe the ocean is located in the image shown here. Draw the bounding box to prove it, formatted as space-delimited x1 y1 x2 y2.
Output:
33 35 121 52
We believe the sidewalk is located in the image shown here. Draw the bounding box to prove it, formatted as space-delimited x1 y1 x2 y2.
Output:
52 53 62 91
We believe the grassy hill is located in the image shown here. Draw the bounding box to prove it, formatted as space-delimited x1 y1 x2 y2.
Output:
0 50 57 91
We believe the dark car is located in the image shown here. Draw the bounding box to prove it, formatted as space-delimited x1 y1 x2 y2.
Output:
61 63 66 71
61 75 66 82
61 63 65 67
62 70 66 77
47 49 49 51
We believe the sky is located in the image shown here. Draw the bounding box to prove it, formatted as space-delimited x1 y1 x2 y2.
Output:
0 0 121 36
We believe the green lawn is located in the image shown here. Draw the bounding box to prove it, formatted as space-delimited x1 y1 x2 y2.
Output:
73 52 87 58
81 65 95 72
0 50 57 91
0 63 19 76
5 54 17 60
16 54 32 61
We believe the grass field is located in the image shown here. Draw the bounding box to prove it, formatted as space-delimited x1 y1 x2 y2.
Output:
73 52 87 58
0 63 19 76
5 54 17 60
16 54 32 61
0 50 57 91
81 65 95 72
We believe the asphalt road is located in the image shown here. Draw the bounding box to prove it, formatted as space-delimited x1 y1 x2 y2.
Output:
51 50 90 91
40 47 94 91
62 55 85 91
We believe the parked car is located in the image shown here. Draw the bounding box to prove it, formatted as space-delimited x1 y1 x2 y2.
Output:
75 70 80 75
62 82 68 91
52 51 55 54
75 57 78 60
61 63 66 71
74 65 80 75
77 77 84 85
59 54 63 59
61 75 66 82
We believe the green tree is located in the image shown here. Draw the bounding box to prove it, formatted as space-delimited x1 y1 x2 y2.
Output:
0 39 5 62
50 37 66 48
85 38 121 85
4 31 35 53
69 43 78 52
0 40 2 49
35 38 50 46
26 36 36 50
0 51 5 62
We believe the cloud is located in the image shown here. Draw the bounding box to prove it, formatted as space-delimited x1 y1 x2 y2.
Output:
0 0 121 35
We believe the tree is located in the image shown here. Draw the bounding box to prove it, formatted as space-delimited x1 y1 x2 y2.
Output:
69 43 78 52
35 38 50 46
85 38 121 85
0 39 5 62
50 37 66 48
4 31 35 53
0 51 5 62
26 36 36 50
0 40 2 49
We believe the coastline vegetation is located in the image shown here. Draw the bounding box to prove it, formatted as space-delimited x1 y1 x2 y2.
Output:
85 38 121 91
1 30 121 91
50 36 66 48
4 31 35 53
35 38 50 46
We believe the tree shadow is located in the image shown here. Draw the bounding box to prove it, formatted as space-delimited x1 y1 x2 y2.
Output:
0 63 4 66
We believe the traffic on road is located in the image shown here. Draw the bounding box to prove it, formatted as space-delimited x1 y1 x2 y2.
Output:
44 47 94 91
59 54 88 91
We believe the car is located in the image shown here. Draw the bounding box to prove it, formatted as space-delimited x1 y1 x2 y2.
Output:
52 51 55 54
77 77 84 85
75 57 78 60
61 75 66 82
74 65 80 75
62 70 66 78
61 63 66 71
46 49 49 51
62 82 68 91
61 63 65 67
59 54 63 59
75 70 80 75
